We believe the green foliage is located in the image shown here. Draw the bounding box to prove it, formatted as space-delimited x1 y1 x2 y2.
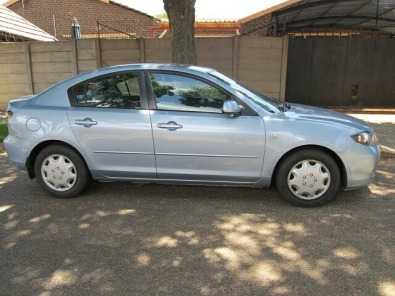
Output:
151 80 175 98
0 120 8 142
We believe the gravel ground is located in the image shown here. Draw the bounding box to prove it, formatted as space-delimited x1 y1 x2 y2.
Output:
0 150 394 296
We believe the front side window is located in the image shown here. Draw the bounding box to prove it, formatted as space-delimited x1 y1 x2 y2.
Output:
150 73 229 113
68 72 142 109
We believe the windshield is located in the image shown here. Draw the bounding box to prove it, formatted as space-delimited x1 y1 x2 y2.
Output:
209 71 282 112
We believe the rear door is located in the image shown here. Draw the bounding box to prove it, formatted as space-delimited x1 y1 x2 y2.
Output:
147 71 266 183
67 71 156 179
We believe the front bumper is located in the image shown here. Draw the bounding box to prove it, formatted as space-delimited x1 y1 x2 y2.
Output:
343 144 380 190
3 135 29 170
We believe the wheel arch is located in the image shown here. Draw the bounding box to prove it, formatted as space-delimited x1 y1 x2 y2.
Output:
26 140 90 179
271 145 348 188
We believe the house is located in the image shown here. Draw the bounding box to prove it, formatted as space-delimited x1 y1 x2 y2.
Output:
5 0 160 40
0 4 56 41
151 20 241 38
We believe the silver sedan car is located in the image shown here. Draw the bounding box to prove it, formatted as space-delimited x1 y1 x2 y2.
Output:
4 64 380 206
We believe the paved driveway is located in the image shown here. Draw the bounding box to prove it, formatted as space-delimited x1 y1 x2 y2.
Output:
1 151 394 296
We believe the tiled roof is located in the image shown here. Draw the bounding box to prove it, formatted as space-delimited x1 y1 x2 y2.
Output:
239 0 301 23
0 4 57 41
4 0 158 20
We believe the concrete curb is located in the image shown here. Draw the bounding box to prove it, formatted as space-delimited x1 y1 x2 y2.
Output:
381 145 395 159
334 108 395 115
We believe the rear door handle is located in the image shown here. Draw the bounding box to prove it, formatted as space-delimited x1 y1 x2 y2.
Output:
74 117 98 128
157 121 183 131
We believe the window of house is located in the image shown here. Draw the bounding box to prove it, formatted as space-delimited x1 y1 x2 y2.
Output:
150 73 230 113
68 72 142 109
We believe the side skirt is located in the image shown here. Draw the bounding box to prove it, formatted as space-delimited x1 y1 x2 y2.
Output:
93 176 269 188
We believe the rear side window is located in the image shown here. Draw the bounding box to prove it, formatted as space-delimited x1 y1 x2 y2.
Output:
68 72 142 109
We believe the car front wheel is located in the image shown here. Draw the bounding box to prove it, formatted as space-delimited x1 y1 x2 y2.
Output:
275 149 341 207
34 145 89 198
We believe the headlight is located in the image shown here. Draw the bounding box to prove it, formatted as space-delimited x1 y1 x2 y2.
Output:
352 132 379 145
371 132 379 145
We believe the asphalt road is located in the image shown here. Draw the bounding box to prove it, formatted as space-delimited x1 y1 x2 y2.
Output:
1 150 394 296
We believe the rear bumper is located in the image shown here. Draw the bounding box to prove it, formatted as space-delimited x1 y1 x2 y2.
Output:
3 135 28 170
343 144 380 190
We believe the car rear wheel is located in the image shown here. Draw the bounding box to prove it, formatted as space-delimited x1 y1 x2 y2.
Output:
34 145 89 198
275 149 341 207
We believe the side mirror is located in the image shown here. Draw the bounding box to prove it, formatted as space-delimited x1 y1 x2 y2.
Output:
223 100 242 117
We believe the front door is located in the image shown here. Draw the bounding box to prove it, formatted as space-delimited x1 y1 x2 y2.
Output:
147 71 266 183
67 71 155 179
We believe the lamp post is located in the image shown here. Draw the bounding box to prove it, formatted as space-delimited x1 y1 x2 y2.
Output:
71 17 81 39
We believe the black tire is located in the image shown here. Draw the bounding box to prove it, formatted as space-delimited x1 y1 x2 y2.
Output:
275 149 341 207
34 145 90 198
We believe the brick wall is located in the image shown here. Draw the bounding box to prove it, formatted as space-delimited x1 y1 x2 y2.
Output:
8 0 159 40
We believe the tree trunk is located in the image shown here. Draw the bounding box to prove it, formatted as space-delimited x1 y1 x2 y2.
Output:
164 0 197 65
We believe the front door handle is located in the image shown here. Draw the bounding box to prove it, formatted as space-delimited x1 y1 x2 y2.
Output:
74 117 98 128
157 121 183 131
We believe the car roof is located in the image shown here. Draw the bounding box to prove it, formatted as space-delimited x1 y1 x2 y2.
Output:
58 63 217 88
35 64 217 96
91 63 215 76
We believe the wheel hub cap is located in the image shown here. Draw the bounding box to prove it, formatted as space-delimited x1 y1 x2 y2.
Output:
287 159 331 200
41 154 77 192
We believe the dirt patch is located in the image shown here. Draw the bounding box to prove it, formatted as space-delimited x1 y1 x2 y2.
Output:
0 150 394 296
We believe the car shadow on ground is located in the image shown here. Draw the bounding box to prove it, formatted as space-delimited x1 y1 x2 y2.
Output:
1 151 394 296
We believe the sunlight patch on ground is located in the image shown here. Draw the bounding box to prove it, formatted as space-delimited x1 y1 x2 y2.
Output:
154 236 178 248
29 214 51 223
148 231 201 249
369 184 395 197
4 219 18 230
0 204 14 213
198 213 371 288
135 253 151 267
378 280 395 296
117 209 136 215
79 223 90 229
270 243 301 261
16 229 32 237
174 231 200 245
203 247 242 271
283 223 305 234
241 261 283 287
43 270 77 290
0 173 17 188
333 247 361 260
376 169 395 179
82 209 137 219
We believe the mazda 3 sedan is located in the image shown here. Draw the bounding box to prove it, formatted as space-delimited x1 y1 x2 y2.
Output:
4 64 380 206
